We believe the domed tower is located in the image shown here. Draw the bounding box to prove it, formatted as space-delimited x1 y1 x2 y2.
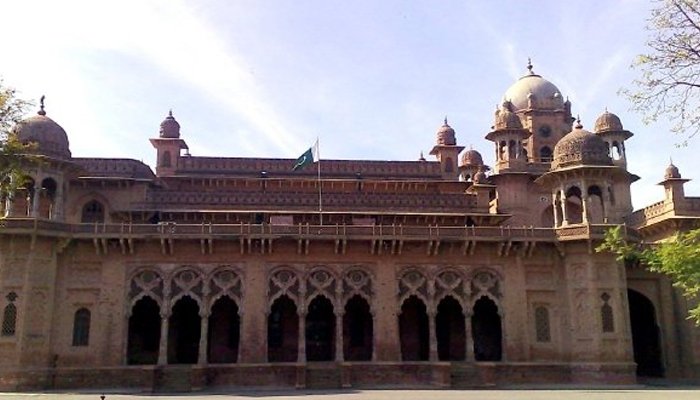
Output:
429 118 464 180
536 118 638 226
593 109 633 168
149 110 189 177
458 147 489 182
659 161 690 208
485 103 529 173
6 96 73 220
501 60 573 164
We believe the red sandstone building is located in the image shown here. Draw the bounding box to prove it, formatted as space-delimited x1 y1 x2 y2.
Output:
0 64 699 390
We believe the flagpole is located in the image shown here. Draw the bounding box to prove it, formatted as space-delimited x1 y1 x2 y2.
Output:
316 138 322 226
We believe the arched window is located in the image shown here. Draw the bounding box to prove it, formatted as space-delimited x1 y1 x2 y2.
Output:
72 308 91 346
601 293 614 333
81 200 105 223
444 158 454 172
161 151 171 167
534 306 551 342
2 292 18 337
539 146 553 162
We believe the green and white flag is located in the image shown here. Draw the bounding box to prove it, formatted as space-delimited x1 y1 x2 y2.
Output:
292 139 319 171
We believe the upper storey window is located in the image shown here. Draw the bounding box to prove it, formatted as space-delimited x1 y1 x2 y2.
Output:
81 200 105 223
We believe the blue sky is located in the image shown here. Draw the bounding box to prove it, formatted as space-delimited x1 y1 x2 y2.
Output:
2 0 697 209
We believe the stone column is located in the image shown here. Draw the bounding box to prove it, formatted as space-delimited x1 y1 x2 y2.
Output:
560 188 569 225
2 193 11 217
52 180 64 221
198 310 209 365
298 311 306 362
581 193 589 224
464 310 474 361
158 311 170 365
602 184 611 223
428 310 438 361
551 192 560 227
499 311 507 361
31 185 40 218
335 312 344 362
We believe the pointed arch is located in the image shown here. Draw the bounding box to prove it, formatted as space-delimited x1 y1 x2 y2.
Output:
168 295 201 364
127 296 161 365
267 294 298 362
436 295 466 361
208 295 240 363
81 200 105 223
399 295 429 361
72 308 91 346
343 295 373 361
472 296 502 361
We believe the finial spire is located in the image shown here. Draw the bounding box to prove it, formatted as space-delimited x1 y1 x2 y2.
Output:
527 58 534 75
575 115 583 129
38 95 46 116
419 151 426 161
168 109 173 118
444 116 448 125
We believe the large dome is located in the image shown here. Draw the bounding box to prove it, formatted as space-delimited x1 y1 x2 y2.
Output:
503 63 564 112
14 103 71 160
552 121 611 169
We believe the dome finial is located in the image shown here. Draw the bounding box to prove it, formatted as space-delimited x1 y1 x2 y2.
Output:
527 57 534 75
444 116 448 125
168 109 173 118
575 115 583 129
419 151 426 161
38 95 46 116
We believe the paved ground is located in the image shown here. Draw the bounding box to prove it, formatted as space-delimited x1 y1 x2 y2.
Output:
1 388 700 400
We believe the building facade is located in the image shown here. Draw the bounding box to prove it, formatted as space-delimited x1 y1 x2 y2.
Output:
0 65 699 391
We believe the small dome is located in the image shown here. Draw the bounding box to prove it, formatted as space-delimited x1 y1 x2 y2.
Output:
503 61 565 112
552 119 611 169
460 148 484 166
664 162 681 179
594 110 623 133
493 107 523 130
436 118 456 146
159 110 181 138
13 99 71 160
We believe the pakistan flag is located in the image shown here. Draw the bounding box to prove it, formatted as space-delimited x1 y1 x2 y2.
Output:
292 140 319 171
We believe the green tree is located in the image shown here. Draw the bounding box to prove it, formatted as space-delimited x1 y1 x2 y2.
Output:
597 226 700 325
624 0 700 142
0 80 34 208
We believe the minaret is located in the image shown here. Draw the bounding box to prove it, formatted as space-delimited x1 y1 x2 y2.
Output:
429 117 464 180
150 110 189 177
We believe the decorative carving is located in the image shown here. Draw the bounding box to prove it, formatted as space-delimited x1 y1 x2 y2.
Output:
342 268 372 302
398 269 429 304
435 269 468 306
128 269 164 305
208 266 243 313
306 267 337 304
269 267 300 304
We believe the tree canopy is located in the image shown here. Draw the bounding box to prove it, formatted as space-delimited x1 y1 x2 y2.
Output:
0 80 34 203
597 226 700 325
624 0 700 142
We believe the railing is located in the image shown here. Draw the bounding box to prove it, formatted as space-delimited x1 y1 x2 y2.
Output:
0 218 627 243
